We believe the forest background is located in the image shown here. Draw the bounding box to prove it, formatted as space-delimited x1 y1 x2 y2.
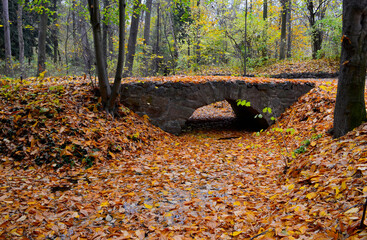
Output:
0 0 342 78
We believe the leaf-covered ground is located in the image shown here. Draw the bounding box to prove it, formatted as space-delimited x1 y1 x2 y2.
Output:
1 75 367 239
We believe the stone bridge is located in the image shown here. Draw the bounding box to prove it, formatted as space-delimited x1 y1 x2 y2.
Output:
120 77 315 134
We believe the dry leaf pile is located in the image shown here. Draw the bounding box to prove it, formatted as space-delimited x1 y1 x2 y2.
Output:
1 76 367 239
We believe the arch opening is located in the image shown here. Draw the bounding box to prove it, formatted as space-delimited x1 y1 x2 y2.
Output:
182 100 269 133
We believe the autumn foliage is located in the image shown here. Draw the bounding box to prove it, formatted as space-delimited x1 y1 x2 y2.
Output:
1 74 367 239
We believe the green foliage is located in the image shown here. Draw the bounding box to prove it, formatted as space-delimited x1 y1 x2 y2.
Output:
236 99 251 107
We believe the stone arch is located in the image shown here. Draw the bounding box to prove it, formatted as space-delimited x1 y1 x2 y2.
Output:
184 99 269 132
226 99 269 131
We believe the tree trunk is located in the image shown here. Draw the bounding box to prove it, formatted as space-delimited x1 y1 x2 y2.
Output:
37 1 48 76
88 0 111 103
307 0 323 59
263 0 267 20
51 0 59 63
2 0 12 76
153 2 160 74
17 1 24 78
107 0 126 112
142 0 152 76
286 0 292 58
333 0 367 138
102 0 109 69
124 0 142 76
195 0 201 65
279 0 288 60
79 3 93 75
243 0 248 76
168 10 178 74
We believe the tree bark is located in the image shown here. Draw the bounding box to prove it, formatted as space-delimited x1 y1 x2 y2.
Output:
17 1 24 78
243 0 248 75
37 1 48 76
88 0 111 103
286 0 292 58
263 0 268 20
51 0 59 63
2 0 12 76
153 2 160 74
168 10 178 74
333 0 367 138
279 0 288 60
124 0 142 76
142 0 152 76
307 0 324 59
79 1 93 75
107 0 125 112
102 0 109 69
195 0 201 65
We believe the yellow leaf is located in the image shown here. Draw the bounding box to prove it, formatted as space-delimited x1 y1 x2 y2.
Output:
340 181 347 191
345 207 359 214
126 192 135 196
162 190 169 195
144 203 153 209
363 186 367 193
233 201 241 206
100 201 109 207
306 192 317 200
231 231 242 236
287 184 295 190
164 212 172 217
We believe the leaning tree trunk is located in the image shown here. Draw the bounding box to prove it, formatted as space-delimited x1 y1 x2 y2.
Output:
37 1 48 76
17 1 24 78
333 0 367 138
106 0 126 112
125 0 142 76
2 0 12 76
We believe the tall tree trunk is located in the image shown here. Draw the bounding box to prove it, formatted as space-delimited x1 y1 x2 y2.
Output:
142 0 152 76
102 0 109 69
195 0 201 65
124 0 142 76
17 1 24 78
307 0 323 59
79 1 93 75
153 2 161 74
51 0 59 63
88 0 111 103
333 0 367 138
37 1 48 76
263 0 268 20
243 0 248 76
168 10 178 74
279 0 288 60
286 0 292 58
106 0 126 112
2 0 12 76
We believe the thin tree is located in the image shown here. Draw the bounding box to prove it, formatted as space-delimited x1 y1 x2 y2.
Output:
37 0 48 76
88 0 126 114
279 0 288 60
124 0 142 76
17 0 25 78
2 0 12 76
142 0 152 76
333 0 367 138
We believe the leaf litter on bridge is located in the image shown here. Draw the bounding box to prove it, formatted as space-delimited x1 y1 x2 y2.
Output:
1 76 367 239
